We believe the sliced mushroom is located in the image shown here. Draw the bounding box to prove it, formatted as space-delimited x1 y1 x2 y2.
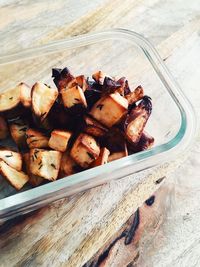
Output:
124 96 152 144
52 67 75 91
128 131 154 154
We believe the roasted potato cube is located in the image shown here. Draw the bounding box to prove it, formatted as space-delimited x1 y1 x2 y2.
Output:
0 116 9 140
0 160 29 190
125 96 152 143
23 153 43 186
32 82 58 121
108 151 128 162
26 128 49 149
125 85 144 105
128 131 154 154
48 130 72 152
59 152 78 178
61 85 87 108
19 82 32 108
9 118 29 149
0 148 22 171
90 93 128 127
0 86 21 113
76 75 88 92
83 116 108 137
70 133 100 168
29 149 62 181
92 71 106 85
90 147 110 167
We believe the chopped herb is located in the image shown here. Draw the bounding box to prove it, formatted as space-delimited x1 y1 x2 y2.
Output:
155 177 165 184
38 164 43 170
34 152 38 159
44 83 51 88
51 163 56 169
5 153 13 158
9 97 13 100
87 152 95 160
31 155 35 162
38 160 42 165
74 98 80 102
96 104 104 110
41 112 47 118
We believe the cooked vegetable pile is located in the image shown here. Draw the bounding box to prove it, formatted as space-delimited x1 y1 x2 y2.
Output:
0 68 154 190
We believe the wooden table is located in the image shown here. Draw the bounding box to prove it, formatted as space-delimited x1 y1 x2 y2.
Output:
1 1 200 266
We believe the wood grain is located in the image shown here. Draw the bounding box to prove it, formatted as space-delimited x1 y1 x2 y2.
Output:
0 1 200 266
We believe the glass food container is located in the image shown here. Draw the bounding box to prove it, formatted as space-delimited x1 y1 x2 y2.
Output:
0 29 196 222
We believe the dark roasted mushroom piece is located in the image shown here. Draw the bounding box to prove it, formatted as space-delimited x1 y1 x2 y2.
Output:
84 79 102 109
124 96 152 144
127 131 154 154
52 67 75 91
102 77 122 95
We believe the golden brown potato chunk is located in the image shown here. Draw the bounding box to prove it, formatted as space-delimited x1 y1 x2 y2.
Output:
19 82 32 108
76 75 88 92
32 82 58 121
0 86 21 113
0 148 22 171
0 160 29 190
23 152 44 186
29 149 62 181
83 116 108 137
108 151 128 162
9 119 29 149
70 133 100 168
92 71 106 85
26 128 49 149
48 130 72 152
90 147 110 167
61 85 87 109
90 92 128 127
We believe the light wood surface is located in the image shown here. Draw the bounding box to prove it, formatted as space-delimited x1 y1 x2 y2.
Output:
0 1 200 266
